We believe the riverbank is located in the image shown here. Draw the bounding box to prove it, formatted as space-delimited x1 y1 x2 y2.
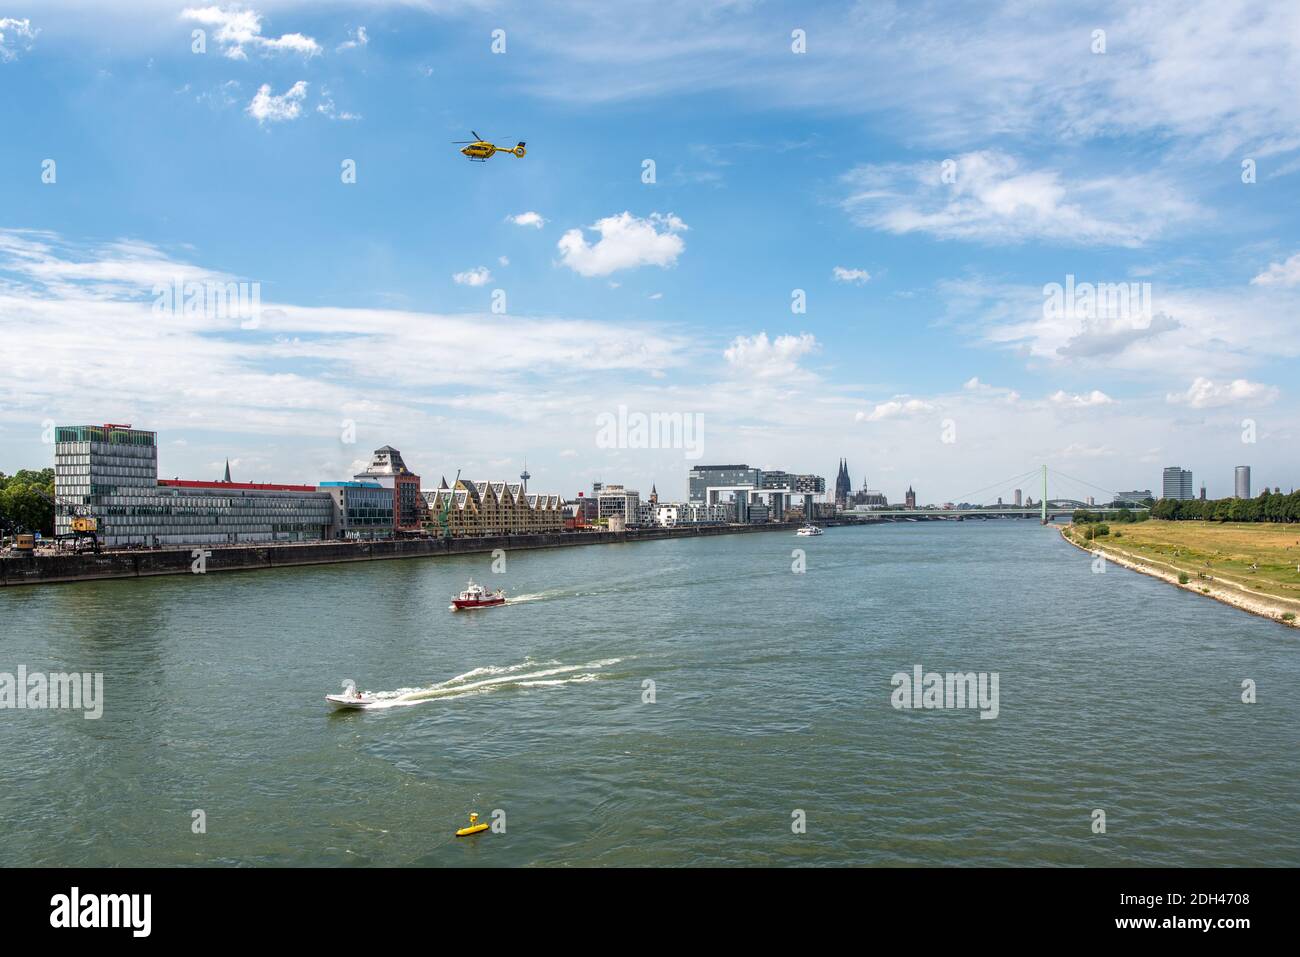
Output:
1 521 812 587
1058 521 1300 628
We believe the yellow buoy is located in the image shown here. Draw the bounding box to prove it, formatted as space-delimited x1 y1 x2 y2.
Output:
455 812 489 837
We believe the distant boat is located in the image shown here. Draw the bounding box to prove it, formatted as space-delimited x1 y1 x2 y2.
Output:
795 524 824 536
450 579 507 611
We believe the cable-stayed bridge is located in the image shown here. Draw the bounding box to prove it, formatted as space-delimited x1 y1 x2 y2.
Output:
839 466 1151 524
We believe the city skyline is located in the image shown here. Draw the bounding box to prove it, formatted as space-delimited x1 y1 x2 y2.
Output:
2 1 1298 502
33 417 1288 511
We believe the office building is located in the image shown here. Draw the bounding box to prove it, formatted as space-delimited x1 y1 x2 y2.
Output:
596 483 641 523
354 446 427 532
689 465 761 504
1235 466 1251 499
1162 467 1193 501
319 481 394 539
54 424 333 547
1114 490 1152 506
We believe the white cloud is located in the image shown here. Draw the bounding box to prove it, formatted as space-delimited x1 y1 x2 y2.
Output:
1251 252 1300 287
0 229 691 454
1165 377 1279 409
498 256 509 267
337 26 368 52
832 266 871 284
856 398 937 422
1048 389 1116 408
247 81 308 124
316 90 360 121
452 266 492 287
508 211 547 229
943 275 1300 382
0 17 37 62
556 212 687 277
261 33 319 55
1060 443 1116 459
507 2 1300 162
723 332 818 379
962 377 1020 402
0 229 234 299
842 151 1195 247
181 6 320 60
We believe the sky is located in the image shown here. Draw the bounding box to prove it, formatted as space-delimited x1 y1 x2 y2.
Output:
1 0 1298 504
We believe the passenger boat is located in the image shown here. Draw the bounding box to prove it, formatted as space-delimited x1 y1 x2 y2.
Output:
450 579 507 611
795 524 824 536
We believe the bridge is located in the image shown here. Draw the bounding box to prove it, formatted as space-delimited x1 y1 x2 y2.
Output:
840 503 1095 522
839 466 1150 524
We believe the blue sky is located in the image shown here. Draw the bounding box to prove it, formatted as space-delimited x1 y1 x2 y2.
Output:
2 0 1298 503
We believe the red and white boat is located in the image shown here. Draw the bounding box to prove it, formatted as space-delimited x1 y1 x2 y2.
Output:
450 579 506 612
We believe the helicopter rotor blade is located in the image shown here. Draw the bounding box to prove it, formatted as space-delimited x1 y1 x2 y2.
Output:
471 130 482 140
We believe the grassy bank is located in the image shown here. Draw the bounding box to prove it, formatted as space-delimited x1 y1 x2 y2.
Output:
1061 519 1300 626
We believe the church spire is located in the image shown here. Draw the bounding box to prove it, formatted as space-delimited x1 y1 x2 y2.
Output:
223 458 232 483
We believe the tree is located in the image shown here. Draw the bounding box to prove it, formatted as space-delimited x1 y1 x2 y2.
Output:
0 468 55 536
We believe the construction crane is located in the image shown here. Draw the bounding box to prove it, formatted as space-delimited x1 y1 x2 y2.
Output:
32 487 102 553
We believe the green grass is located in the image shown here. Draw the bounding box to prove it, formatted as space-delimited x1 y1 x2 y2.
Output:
1077 520 1300 604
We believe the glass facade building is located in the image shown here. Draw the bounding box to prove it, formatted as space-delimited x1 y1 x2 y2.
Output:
54 425 334 547
319 481 395 538
688 465 762 503
1234 466 1251 500
1162 466 1194 501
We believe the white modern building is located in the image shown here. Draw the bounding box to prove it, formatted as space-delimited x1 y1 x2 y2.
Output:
653 502 734 526
597 484 640 523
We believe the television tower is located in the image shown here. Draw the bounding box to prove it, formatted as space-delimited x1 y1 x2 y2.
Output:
520 457 531 493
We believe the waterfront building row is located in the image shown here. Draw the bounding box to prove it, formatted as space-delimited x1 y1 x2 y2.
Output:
423 479 565 537
53 425 565 548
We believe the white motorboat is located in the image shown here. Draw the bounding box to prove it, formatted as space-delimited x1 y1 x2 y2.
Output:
795 524 824 536
326 679 374 710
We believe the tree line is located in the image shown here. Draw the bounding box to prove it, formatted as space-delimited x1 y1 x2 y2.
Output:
1148 489 1300 523
0 469 55 537
1076 490 1300 526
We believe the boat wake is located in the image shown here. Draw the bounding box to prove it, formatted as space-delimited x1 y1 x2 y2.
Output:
355 657 627 710
504 592 552 604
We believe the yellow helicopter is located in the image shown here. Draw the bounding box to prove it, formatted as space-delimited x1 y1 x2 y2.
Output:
453 131 526 162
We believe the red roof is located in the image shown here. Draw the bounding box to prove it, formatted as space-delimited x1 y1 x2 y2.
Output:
158 479 318 492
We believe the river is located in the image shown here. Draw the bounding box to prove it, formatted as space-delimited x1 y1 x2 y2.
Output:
1 522 1295 866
